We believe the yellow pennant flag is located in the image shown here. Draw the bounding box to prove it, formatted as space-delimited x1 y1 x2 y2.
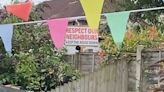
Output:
80 0 104 29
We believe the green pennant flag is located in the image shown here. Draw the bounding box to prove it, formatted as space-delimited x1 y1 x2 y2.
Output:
105 11 130 49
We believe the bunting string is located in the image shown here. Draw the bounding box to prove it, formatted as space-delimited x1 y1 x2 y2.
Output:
8 6 164 26
1 5 164 52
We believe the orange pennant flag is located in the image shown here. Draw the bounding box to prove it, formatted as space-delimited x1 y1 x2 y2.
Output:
6 1 32 21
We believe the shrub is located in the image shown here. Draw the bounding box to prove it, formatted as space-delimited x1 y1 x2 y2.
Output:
0 10 80 91
100 25 164 55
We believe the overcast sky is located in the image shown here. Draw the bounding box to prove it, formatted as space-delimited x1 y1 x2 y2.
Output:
0 0 49 8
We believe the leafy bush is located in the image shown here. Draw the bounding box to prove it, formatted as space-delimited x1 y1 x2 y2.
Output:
0 10 80 91
100 25 164 55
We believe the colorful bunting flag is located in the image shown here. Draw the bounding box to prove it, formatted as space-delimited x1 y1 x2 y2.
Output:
0 24 13 53
80 0 104 29
105 11 130 49
6 1 32 21
47 19 68 49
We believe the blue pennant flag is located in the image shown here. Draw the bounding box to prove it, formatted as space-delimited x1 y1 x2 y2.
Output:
105 11 130 49
0 24 13 53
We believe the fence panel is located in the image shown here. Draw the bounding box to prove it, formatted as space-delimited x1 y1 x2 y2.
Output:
141 49 164 92
51 61 128 92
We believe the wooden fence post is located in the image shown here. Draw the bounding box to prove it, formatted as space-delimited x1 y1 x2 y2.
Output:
158 50 162 61
136 45 144 92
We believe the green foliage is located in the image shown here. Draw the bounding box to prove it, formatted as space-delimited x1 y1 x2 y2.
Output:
14 52 40 90
99 0 164 66
0 10 80 91
99 25 164 67
122 0 164 29
123 0 164 10
100 27 164 55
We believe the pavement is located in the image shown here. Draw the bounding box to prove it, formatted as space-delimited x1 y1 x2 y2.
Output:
0 86 25 92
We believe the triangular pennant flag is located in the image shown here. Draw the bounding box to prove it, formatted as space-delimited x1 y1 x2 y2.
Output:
0 24 13 53
80 0 104 29
6 1 32 21
47 19 68 49
105 11 130 49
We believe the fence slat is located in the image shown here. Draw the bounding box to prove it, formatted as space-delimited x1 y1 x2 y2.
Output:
115 62 119 92
101 67 106 92
59 86 63 92
55 87 59 92
67 82 72 92
80 77 85 92
71 81 76 92
104 66 108 92
113 62 117 92
122 61 128 92
76 80 81 92
92 71 96 92
84 75 89 92
94 71 98 92
88 74 93 92
108 64 112 92
97 70 101 92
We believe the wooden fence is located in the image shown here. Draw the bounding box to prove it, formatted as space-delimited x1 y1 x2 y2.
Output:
50 60 128 92
77 53 100 73
51 46 164 92
64 52 103 75
140 48 164 92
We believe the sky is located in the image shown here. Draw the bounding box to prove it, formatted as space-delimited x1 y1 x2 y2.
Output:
0 0 49 8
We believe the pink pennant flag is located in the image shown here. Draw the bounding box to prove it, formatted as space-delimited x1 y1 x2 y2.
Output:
47 19 68 49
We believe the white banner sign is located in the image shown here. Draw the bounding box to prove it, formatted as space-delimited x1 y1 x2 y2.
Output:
65 27 99 46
